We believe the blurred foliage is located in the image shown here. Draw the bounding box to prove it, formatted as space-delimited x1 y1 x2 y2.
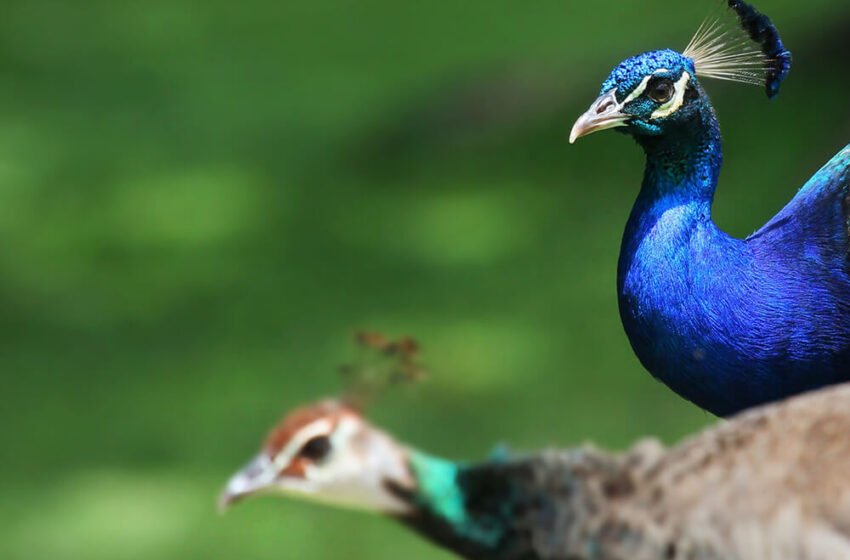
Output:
2 1 850 559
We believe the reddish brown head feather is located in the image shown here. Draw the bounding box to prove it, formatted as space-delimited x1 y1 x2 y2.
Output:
263 399 359 457
280 457 309 478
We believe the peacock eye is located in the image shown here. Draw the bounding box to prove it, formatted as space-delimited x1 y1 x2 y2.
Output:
647 77 675 103
300 435 332 461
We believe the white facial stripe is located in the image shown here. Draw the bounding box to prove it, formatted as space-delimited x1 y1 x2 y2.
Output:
623 75 652 104
273 417 334 471
651 71 691 119
622 68 671 105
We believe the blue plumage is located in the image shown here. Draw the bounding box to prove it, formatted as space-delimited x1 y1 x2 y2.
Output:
571 2 850 416
601 50 696 98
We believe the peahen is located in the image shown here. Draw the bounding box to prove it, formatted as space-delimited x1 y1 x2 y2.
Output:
220 385 850 560
569 0 850 416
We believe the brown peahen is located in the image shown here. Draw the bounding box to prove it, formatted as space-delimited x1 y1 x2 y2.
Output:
220 384 850 559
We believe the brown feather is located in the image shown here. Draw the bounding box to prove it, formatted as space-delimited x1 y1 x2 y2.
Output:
518 384 850 559
263 400 355 456
399 385 850 559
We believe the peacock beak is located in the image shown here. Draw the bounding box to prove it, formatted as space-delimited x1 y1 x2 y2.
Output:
218 453 278 513
569 89 629 143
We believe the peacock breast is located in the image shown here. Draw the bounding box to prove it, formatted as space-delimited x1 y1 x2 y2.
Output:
617 209 779 413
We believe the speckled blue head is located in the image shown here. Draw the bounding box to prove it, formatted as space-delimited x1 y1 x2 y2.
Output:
601 49 695 100
569 48 707 143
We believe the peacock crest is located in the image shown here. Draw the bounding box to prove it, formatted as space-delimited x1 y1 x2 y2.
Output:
683 0 792 98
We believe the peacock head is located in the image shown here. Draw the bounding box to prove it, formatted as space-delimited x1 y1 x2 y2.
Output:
218 399 415 515
570 0 792 144
570 50 704 142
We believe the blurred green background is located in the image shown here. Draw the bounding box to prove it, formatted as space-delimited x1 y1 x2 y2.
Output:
2 1 849 558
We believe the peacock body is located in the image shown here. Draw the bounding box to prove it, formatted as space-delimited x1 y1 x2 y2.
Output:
570 1 850 416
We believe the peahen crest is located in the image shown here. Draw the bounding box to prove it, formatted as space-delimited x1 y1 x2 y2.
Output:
683 0 792 98
338 331 427 408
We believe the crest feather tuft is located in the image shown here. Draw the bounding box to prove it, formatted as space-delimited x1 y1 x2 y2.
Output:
683 0 791 98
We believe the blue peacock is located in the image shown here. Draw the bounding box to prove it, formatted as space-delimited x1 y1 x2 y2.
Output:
220 386 850 559
570 0 850 416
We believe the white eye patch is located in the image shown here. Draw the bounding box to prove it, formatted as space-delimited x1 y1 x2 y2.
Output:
650 71 692 119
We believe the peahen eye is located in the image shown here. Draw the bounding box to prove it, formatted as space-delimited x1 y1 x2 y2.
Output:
647 78 675 103
299 435 332 461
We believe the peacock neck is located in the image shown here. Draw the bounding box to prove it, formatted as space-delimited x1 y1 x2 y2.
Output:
634 102 722 218
620 103 727 287
616 102 757 415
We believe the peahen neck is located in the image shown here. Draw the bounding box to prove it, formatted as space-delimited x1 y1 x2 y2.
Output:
395 448 646 560
396 450 508 559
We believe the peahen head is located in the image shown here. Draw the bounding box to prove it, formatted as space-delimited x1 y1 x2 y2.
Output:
570 0 792 145
218 399 416 515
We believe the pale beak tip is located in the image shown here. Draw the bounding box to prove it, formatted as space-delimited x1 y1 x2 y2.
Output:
218 453 277 515
568 116 590 145
569 89 627 145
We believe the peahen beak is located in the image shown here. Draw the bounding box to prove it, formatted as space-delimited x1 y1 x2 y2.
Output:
218 453 278 512
570 89 629 143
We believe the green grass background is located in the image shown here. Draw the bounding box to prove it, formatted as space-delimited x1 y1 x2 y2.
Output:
2 1 849 558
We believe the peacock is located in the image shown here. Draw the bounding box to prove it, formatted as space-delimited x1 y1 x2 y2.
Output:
220 384 850 560
569 0 850 416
